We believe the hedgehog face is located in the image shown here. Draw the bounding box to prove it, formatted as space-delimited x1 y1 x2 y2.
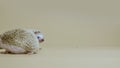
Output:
34 31 44 43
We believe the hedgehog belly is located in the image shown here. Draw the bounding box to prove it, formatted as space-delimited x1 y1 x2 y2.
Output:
8 45 26 53
0 44 26 53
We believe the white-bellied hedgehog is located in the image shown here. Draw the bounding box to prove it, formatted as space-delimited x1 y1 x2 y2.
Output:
0 28 44 54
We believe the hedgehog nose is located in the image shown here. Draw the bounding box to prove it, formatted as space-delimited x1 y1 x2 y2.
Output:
41 39 44 41
40 39 44 42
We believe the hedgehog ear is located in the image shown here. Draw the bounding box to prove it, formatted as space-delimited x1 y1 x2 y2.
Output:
37 31 41 33
34 31 41 34
34 31 38 34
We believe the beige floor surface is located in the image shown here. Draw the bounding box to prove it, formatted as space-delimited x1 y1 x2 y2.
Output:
0 47 120 68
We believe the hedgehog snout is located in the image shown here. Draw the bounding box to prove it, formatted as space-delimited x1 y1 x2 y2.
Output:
39 39 44 43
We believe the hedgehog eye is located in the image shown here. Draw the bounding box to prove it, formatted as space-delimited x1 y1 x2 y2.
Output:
37 36 40 39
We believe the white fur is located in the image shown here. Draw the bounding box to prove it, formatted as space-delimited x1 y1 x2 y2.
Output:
0 44 26 53
38 34 44 39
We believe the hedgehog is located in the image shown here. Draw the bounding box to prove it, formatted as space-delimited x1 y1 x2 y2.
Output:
0 28 44 54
